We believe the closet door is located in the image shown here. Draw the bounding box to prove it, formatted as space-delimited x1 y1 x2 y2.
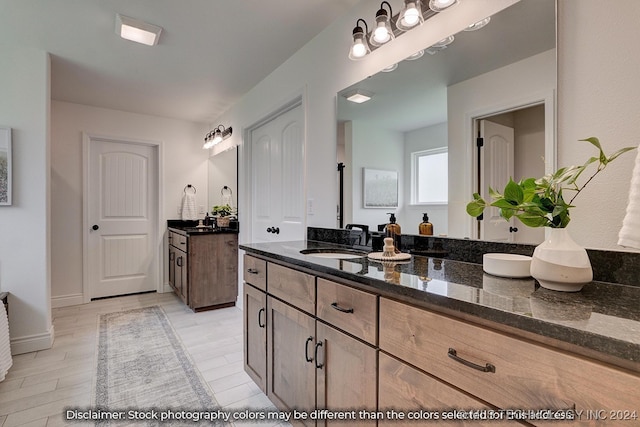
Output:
250 103 305 243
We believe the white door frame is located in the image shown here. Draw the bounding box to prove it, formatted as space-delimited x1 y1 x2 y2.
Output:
241 94 307 244
466 90 556 240
82 133 163 303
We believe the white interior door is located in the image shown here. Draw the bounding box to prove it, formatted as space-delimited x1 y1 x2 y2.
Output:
87 138 158 299
250 104 305 242
480 120 515 242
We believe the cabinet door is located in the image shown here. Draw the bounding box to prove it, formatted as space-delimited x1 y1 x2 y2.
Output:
267 296 315 425
175 249 188 304
378 352 494 427
168 245 176 290
244 284 267 391
316 322 377 427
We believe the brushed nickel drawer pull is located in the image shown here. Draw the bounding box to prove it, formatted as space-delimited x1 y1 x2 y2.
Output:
331 302 354 313
305 336 314 363
448 348 496 373
247 268 259 274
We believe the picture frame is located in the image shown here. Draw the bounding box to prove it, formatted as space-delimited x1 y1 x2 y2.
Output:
0 127 11 206
363 168 398 208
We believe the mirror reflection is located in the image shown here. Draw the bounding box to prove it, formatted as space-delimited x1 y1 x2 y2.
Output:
337 0 555 244
208 147 238 216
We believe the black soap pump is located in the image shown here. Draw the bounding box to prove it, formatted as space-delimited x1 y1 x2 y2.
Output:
384 213 402 252
419 212 433 236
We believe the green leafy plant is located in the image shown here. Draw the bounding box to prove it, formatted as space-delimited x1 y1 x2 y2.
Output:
211 204 235 217
466 137 636 228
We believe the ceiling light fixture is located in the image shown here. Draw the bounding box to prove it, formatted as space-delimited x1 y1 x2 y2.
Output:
203 125 232 149
344 90 373 104
349 19 371 60
370 2 395 47
428 0 459 13
116 14 162 46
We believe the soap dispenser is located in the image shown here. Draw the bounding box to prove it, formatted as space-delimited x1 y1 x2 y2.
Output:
419 213 434 236
384 213 402 252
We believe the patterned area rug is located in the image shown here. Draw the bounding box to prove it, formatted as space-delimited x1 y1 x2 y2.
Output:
95 306 222 424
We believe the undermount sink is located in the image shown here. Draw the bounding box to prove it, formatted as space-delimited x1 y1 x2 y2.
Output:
299 248 368 259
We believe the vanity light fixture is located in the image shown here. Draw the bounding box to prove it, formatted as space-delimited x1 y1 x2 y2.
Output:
116 14 163 46
370 2 395 47
396 0 424 31
203 125 232 149
348 0 461 61
344 89 373 104
464 16 491 31
349 19 371 60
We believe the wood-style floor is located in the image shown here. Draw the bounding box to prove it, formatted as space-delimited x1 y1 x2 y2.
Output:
0 292 286 427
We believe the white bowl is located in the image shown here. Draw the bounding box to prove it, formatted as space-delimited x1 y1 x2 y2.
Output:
483 253 532 278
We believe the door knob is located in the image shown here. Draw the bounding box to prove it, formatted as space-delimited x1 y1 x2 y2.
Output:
509 226 518 233
267 227 280 234
92 224 99 231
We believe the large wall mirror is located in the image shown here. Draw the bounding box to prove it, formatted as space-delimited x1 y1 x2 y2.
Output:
208 147 238 215
337 0 556 244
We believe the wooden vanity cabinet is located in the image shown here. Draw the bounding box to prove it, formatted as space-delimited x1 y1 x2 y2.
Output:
167 229 238 311
252 261 378 426
379 297 640 427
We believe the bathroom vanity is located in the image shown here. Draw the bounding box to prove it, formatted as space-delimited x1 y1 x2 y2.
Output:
240 238 639 426
167 221 238 311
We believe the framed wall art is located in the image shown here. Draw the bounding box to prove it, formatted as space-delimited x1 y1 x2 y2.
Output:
0 127 12 206
363 168 398 208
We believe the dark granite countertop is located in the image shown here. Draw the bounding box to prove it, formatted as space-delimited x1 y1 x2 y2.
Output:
240 240 640 370
168 219 238 236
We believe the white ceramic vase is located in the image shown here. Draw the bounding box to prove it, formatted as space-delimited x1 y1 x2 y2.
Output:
530 227 593 292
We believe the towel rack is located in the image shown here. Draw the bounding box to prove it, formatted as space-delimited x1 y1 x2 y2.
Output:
221 186 232 197
183 184 196 194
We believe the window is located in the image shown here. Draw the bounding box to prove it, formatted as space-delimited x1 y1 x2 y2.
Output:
412 147 448 204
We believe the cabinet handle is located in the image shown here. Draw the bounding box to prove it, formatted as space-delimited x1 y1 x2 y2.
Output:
447 348 495 373
177 256 183 267
304 336 314 363
330 302 354 314
247 268 259 275
257 308 266 328
169 252 175 261
314 341 324 369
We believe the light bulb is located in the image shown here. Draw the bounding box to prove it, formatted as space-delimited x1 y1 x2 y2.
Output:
351 40 367 59
403 8 420 26
429 0 458 12
373 25 390 44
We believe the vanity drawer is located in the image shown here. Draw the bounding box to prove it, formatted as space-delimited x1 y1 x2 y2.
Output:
243 255 267 291
267 263 315 315
169 231 187 251
380 297 640 425
317 278 377 345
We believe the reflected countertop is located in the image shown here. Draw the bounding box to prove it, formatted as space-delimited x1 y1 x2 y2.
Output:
240 240 640 369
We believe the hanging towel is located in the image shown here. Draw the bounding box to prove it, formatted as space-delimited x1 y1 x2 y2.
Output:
618 145 640 249
0 303 12 382
181 193 198 221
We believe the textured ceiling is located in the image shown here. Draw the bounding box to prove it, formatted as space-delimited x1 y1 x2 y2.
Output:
0 0 360 123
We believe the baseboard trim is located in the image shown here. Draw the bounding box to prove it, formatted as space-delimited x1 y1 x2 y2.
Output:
52 293 84 308
11 325 55 355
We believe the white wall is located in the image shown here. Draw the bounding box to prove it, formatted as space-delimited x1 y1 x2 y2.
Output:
558 0 640 250
346 121 404 231
0 47 53 354
447 49 556 239
402 122 448 236
51 101 209 306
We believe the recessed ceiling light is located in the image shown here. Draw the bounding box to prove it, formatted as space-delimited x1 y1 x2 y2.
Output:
464 17 491 31
344 90 373 104
116 14 162 46
381 63 398 73
405 50 425 61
